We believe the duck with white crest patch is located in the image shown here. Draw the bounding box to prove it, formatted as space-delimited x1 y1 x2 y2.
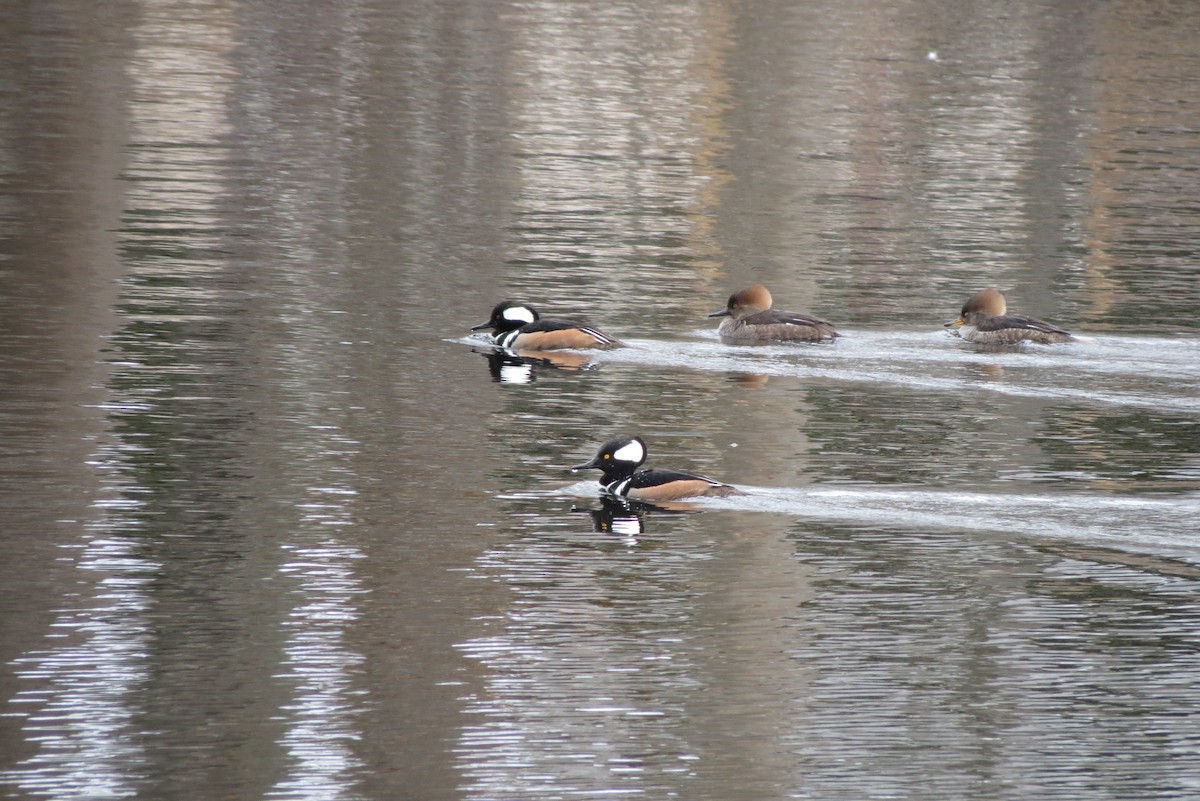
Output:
471 300 624 350
571 435 743 500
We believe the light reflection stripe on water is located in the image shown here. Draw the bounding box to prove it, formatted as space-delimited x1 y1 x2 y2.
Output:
267 448 368 801
1 516 156 800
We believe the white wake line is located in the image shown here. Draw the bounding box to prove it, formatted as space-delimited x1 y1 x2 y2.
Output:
456 331 1200 411
592 337 1200 413
458 329 1199 372
547 480 1200 559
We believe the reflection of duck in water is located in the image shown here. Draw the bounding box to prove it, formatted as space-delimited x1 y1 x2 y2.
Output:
580 496 648 536
477 348 594 383
945 288 1074 344
709 284 839 343
571 435 743 500
576 495 695 536
471 301 624 350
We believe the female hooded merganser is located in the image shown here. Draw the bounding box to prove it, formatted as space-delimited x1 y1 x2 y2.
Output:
708 284 838 342
571 435 743 500
945 288 1074 344
471 300 624 350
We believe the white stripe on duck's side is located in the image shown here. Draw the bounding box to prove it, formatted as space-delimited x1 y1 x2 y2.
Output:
578 326 619 346
607 477 634 496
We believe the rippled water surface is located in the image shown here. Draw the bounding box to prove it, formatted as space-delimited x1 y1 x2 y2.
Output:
2 1 1200 800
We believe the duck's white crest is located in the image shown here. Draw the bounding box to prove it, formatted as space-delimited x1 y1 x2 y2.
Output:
502 306 536 324
613 439 645 464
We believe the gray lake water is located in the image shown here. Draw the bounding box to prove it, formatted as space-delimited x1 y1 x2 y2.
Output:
2 1 1200 799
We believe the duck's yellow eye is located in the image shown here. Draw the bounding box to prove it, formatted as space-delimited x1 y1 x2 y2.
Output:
603 454 610 460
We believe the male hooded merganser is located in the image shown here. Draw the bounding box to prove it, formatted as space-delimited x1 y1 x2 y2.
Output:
571 435 743 500
708 284 838 342
471 301 624 350
945 288 1074 344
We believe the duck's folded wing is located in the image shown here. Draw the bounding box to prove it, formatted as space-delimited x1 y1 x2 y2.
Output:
745 310 834 329
976 314 1071 337
518 318 623 347
625 469 743 500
